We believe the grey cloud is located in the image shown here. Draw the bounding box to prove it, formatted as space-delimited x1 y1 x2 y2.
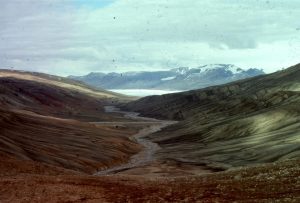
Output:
0 0 300 75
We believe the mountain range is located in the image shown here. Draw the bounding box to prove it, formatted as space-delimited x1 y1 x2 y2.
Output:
69 64 265 90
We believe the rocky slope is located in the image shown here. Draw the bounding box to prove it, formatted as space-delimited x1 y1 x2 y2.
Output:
0 70 140 174
70 64 264 90
125 63 300 170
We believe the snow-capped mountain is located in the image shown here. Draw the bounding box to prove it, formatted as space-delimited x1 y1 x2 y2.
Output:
198 64 243 73
69 64 265 91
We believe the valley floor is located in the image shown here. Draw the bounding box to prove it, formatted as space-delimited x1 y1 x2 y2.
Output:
1 106 300 202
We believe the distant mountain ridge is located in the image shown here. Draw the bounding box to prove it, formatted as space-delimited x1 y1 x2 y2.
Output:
69 64 265 90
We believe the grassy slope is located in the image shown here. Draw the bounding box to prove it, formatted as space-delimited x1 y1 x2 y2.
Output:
125 63 300 169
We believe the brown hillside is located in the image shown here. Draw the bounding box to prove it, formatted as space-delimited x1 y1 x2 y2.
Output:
0 70 134 121
0 70 141 174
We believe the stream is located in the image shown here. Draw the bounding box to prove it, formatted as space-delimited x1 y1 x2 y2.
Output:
94 106 177 176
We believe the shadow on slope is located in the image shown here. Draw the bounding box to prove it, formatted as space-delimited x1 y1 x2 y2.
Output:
0 108 141 174
125 63 300 170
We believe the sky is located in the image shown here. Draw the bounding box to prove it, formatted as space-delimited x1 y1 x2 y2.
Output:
0 0 300 76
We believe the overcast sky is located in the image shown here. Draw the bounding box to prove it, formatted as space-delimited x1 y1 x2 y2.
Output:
0 0 300 76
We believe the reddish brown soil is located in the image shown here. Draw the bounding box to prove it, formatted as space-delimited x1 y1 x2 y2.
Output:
0 152 78 176
0 159 299 202
0 108 142 174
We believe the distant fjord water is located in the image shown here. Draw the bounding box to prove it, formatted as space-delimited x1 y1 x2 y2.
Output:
109 89 181 97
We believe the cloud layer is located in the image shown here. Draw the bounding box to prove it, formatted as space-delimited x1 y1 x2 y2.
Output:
1 0 300 76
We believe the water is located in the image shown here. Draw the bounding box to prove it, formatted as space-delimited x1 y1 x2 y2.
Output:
109 89 181 97
94 106 177 176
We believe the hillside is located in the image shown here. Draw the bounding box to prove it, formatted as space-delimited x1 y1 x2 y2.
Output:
70 64 264 91
0 69 133 121
0 69 141 174
0 108 141 174
125 63 300 170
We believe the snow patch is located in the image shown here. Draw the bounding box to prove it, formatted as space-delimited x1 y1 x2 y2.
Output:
197 64 244 74
171 67 190 75
161 76 176 81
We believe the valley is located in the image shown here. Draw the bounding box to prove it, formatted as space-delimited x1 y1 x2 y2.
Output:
0 66 299 202
124 63 300 170
2 0 300 202
94 106 177 175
